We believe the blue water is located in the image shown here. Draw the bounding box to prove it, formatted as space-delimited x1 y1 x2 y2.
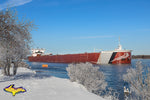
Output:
26 59 150 100
27 62 69 78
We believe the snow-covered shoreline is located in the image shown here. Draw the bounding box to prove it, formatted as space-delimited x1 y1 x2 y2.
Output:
0 67 105 100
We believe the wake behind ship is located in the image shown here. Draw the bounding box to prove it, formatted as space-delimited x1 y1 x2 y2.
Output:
28 42 132 64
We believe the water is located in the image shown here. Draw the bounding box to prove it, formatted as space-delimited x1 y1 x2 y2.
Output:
27 62 69 78
26 59 150 100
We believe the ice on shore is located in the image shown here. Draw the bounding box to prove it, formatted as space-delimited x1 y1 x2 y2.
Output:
0 67 105 100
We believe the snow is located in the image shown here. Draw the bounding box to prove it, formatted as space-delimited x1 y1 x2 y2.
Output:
0 67 105 100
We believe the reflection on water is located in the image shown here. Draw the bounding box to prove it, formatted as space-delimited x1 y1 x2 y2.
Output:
26 59 150 100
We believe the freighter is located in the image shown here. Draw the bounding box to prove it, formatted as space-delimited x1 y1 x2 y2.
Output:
28 42 132 64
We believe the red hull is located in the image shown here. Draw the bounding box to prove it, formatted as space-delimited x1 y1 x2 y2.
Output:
28 53 100 64
110 52 131 64
28 52 131 64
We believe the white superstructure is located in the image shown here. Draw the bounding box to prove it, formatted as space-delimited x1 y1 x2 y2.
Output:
31 49 45 57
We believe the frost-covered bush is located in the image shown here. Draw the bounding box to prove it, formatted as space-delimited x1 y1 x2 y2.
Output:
123 61 150 100
18 61 30 68
103 88 119 100
0 8 34 76
66 63 107 94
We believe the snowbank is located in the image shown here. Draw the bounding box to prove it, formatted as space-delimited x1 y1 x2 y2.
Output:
0 68 105 100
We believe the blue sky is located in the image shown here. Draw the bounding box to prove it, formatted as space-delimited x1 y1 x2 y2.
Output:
0 0 150 55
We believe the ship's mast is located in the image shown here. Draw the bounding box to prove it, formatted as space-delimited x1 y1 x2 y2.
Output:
115 37 122 50
119 37 120 46
118 37 122 50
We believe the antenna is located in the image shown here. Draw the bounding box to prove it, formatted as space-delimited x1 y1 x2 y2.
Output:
119 37 120 45
118 37 122 50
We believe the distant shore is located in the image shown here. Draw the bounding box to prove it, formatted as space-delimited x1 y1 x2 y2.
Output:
132 55 150 59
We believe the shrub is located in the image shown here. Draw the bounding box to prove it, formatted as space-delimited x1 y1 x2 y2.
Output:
123 61 150 100
66 62 107 94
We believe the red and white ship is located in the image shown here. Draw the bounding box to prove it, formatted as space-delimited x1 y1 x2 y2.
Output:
28 42 132 64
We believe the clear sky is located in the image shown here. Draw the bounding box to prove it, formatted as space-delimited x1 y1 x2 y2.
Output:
0 0 150 55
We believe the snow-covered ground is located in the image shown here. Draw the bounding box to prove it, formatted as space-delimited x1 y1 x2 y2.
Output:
0 67 105 100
